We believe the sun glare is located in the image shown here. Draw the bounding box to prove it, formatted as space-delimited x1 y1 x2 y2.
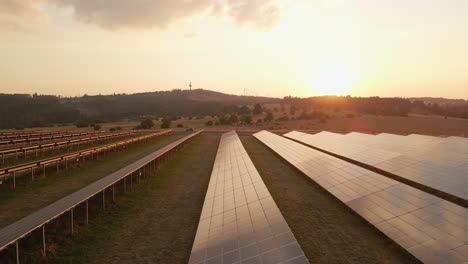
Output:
311 61 356 96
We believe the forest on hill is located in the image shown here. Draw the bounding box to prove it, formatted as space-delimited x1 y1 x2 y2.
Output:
0 89 467 129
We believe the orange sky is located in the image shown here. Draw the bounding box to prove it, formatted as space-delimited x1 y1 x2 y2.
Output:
0 0 467 99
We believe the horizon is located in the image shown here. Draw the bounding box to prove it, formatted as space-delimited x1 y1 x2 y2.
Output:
1 1 468 99
3 87 468 101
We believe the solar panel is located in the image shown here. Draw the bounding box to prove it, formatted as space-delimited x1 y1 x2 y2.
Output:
254 131 467 264
189 131 309 264
0 131 201 253
284 131 468 202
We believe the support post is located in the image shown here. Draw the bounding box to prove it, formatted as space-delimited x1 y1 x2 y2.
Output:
124 177 127 193
16 240 19 264
31 167 34 181
43 165 46 177
102 190 106 210
85 200 89 225
42 225 46 257
71 208 74 235
13 171 16 189
112 184 115 202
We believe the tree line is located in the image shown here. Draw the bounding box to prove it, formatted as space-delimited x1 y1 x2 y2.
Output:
0 92 466 129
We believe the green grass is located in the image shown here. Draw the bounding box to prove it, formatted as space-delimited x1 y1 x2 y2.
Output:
240 135 420 264
45 134 220 264
0 133 187 228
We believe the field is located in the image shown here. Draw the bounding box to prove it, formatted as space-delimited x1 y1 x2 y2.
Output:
3 108 467 138
0 127 463 263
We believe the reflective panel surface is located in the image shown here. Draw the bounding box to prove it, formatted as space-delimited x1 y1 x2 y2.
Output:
189 131 308 264
284 131 468 202
255 131 468 264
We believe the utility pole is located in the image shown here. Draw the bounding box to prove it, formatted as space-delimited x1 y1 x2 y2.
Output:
189 81 192 90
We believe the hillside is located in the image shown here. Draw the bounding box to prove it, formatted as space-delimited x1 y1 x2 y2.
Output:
1 90 467 129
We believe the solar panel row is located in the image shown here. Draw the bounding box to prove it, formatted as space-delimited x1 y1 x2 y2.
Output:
284 131 468 203
254 131 467 264
0 131 202 255
189 131 309 264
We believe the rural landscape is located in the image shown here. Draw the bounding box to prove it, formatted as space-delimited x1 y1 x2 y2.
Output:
0 1 467 264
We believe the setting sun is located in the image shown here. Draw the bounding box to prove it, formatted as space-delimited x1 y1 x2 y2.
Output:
311 61 356 96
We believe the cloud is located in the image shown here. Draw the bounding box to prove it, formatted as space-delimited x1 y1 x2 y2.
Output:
228 0 279 29
0 0 280 31
0 0 49 31
0 0 42 16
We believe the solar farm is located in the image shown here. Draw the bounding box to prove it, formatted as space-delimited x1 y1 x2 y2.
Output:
0 129 466 264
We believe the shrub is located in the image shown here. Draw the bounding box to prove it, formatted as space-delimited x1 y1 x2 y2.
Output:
253 104 263 115
229 114 239 124
238 106 251 115
138 119 154 129
93 124 102 131
160 118 171 129
176 123 184 128
289 106 297 115
219 116 229 125
276 116 289 121
75 121 89 128
205 120 213 126
264 112 274 122
241 115 252 124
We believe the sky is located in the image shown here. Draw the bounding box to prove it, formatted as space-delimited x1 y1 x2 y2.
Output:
0 0 467 99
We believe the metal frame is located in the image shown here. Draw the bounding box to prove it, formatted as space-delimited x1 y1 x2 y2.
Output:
0 131 137 163
0 130 171 188
0 130 202 263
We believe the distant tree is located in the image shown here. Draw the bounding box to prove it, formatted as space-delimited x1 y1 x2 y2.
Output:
229 114 239 124
265 112 274 122
242 115 252 124
176 123 184 128
289 106 297 116
93 124 102 131
253 104 263 115
140 118 155 129
238 105 251 115
109 126 122 132
219 115 229 125
205 120 213 126
160 118 171 129
276 116 289 121
76 120 89 128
